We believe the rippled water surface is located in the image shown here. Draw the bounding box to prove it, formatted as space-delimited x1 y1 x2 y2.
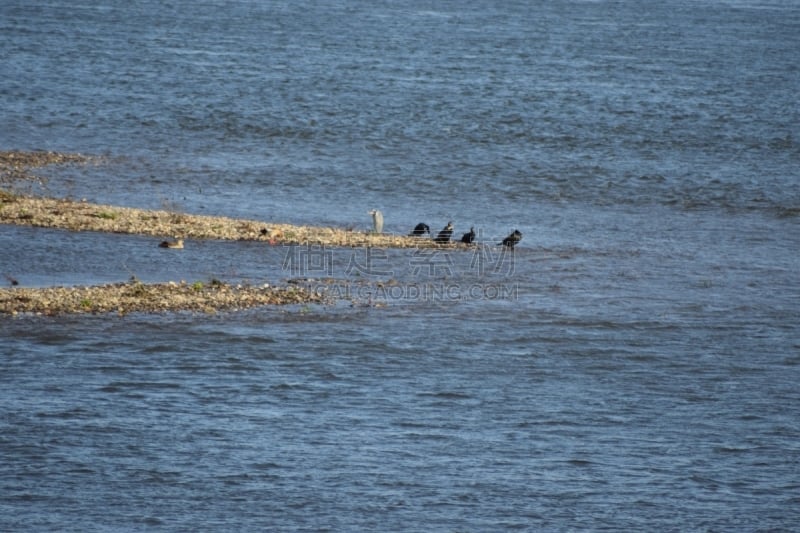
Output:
2 0 799 530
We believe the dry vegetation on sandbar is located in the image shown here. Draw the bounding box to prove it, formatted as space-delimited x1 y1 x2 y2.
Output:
0 150 462 249
0 279 326 316
0 193 457 248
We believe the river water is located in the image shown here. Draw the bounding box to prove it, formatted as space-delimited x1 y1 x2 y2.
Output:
2 0 799 530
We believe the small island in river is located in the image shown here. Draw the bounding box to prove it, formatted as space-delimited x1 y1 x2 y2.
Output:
0 150 465 315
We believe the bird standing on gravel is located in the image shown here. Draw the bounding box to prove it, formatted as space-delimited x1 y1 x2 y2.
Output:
434 222 454 244
369 209 384 234
461 227 476 244
410 222 430 236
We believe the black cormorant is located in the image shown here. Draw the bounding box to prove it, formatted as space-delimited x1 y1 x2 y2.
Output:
434 222 454 244
461 226 476 244
501 230 522 248
410 223 430 236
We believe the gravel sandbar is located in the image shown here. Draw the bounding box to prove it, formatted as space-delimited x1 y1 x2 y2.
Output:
1 280 325 316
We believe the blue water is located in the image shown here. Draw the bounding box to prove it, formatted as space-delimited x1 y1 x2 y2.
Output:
2 0 800 530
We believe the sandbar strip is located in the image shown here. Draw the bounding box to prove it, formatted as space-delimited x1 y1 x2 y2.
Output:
0 280 325 316
1 150 464 248
0 192 456 248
